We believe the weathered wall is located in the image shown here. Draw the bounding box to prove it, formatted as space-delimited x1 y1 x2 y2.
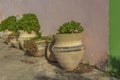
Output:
0 0 109 65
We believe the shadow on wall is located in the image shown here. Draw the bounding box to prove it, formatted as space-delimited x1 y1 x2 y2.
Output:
109 56 120 78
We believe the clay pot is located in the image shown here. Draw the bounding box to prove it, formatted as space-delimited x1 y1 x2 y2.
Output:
52 33 84 71
33 40 47 57
24 40 47 57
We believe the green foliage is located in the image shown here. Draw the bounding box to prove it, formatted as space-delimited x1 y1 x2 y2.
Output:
107 56 120 79
31 32 53 42
106 68 120 79
57 20 84 33
17 13 40 33
0 16 17 33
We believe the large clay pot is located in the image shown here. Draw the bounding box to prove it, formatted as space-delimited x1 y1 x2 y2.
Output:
52 33 84 71
18 30 36 50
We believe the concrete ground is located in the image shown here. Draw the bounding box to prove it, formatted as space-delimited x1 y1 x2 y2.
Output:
0 38 118 80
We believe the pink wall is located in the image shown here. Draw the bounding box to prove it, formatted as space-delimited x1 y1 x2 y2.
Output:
0 0 109 65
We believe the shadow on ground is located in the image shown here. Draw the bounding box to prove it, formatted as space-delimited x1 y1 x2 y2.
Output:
35 75 92 80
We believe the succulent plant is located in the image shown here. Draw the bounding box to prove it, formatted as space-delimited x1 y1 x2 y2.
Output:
0 16 17 33
17 13 40 33
57 20 84 33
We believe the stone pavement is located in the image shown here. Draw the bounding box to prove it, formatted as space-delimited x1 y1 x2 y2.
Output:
0 38 118 80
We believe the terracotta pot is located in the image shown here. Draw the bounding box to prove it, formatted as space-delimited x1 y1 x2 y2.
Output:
52 33 84 71
18 30 36 50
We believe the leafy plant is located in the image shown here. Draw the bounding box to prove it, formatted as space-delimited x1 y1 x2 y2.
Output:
31 31 53 42
106 56 120 79
32 34 53 42
57 20 84 33
106 68 120 79
17 13 40 33
0 16 17 33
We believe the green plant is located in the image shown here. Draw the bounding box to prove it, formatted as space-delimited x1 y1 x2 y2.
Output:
57 20 84 33
31 32 53 42
106 68 120 79
107 56 120 79
32 35 53 42
17 13 40 33
0 16 17 33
